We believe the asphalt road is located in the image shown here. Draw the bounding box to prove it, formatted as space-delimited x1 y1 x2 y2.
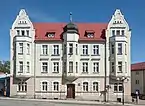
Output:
0 99 126 106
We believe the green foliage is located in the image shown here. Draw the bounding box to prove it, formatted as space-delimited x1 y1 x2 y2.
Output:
0 60 10 74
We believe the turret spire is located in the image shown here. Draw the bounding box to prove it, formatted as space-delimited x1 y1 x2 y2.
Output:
70 12 72 22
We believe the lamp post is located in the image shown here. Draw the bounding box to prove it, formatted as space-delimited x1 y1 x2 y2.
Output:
4 72 8 97
117 76 127 105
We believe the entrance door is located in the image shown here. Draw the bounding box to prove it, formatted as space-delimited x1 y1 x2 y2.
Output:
67 84 75 98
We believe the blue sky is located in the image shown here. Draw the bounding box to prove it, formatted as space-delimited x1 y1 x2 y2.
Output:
0 0 145 63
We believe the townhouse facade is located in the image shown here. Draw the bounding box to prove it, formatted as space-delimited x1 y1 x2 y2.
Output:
10 9 131 102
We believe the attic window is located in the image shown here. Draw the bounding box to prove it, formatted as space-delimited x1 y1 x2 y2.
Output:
85 30 95 38
46 32 55 38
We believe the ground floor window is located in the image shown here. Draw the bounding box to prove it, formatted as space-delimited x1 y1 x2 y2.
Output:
114 83 123 92
83 82 88 91
41 81 48 91
18 82 27 92
53 82 59 91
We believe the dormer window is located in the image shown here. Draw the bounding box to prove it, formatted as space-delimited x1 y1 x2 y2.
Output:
46 32 55 38
85 30 94 38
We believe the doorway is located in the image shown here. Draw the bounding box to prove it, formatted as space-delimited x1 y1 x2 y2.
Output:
67 84 75 99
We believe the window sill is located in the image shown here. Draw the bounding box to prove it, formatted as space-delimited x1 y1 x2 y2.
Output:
17 91 27 93
91 54 100 56
52 72 59 73
93 72 99 74
51 54 60 56
40 54 49 56
81 54 89 56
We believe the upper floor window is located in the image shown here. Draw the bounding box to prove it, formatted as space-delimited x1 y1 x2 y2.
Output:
21 30 25 36
122 30 125 35
26 30 29 36
47 32 55 38
41 81 48 91
53 62 59 73
76 62 78 73
82 45 88 55
116 30 120 35
19 61 23 73
87 33 94 38
53 45 59 55
69 43 73 54
19 43 23 54
118 43 122 55
69 62 73 73
42 62 48 73
112 30 115 36
53 82 59 91
111 62 115 73
118 61 122 73
82 62 88 73
18 82 27 92
83 82 88 91
111 44 114 54
93 82 98 91
76 44 78 55
42 45 48 55
17 30 20 35
26 62 30 73
93 45 99 55
27 43 30 55
93 62 99 73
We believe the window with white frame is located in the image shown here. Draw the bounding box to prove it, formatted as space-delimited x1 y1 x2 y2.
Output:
76 44 78 55
47 32 55 37
82 45 88 55
42 45 48 55
93 45 99 55
121 30 125 35
53 45 59 55
53 82 59 91
111 62 115 72
42 62 48 73
41 81 48 91
93 62 99 73
112 30 115 36
76 62 78 73
87 33 94 38
69 43 73 54
21 30 25 36
116 30 120 35
53 62 59 73
114 83 123 92
82 62 88 73
26 30 29 36
19 43 23 54
18 82 27 92
93 82 98 91
83 82 88 91
17 30 20 35
27 43 30 54
111 44 114 54
118 43 122 55
69 62 73 73
27 62 30 73
118 61 122 73
19 61 23 73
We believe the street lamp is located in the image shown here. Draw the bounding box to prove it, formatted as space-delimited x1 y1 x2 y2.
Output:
117 76 128 105
4 72 8 97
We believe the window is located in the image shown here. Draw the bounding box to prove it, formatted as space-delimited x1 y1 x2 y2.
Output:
27 62 30 73
136 71 139 75
76 44 78 55
118 43 122 55
27 43 30 54
122 30 124 35
111 62 115 72
53 62 59 73
69 62 73 73
82 62 88 73
18 82 27 92
136 80 139 84
83 45 88 55
53 45 59 55
47 32 55 37
114 83 123 92
112 30 115 36
93 45 99 55
26 30 29 36
93 62 99 73
111 44 114 54
125 44 127 55
42 81 48 91
53 82 59 91
19 43 23 54
76 62 78 73
21 30 25 36
42 45 48 55
116 30 120 35
17 30 20 35
69 44 73 54
42 62 48 73
118 62 122 73
87 33 94 38
19 61 23 73
64 44 66 55
83 82 88 91
93 82 98 91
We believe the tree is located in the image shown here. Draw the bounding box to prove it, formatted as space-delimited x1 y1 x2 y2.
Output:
0 60 10 74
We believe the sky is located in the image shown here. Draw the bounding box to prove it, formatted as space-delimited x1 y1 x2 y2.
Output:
0 0 145 64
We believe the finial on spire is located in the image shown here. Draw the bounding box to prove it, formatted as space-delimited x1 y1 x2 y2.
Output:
70 12 72 22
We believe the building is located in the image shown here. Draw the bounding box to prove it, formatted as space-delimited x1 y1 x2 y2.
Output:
131 62 145 97
10 9 131 102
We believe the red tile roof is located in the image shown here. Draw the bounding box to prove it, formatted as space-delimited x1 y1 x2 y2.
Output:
131 62 145 71
33 23 108 41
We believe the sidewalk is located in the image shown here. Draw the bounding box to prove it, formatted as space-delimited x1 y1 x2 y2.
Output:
0 97 144 106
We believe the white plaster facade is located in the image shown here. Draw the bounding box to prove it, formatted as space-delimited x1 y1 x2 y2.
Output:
10 9 131 102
